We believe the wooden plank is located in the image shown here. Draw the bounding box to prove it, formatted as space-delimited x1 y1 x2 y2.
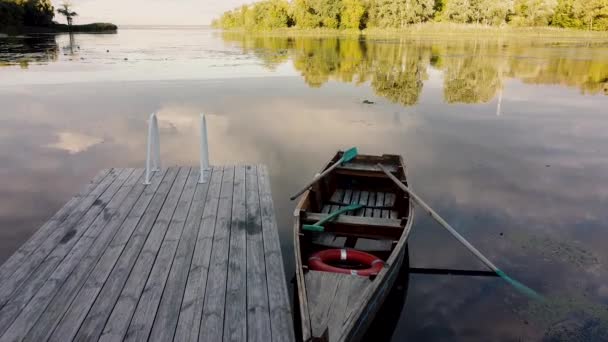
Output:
364 192 375 217
329 189 344 213
303 213 402 229
244 165 272 342
147 169 212 342
257 165 295 342
223 166 247 342
321 205 331 214
326 276 363 342
1 169 143 342
123 168 197 342
373 192 385 218
384 193 397 219
173 167 223 342
73 168 180 342
41 169 169 342
347 190 360 216
305 271 341 338
97 167 190 342
199 166 235 341
357 191 368 217
0 169 112 286
338 163 398 173
0 168 124 308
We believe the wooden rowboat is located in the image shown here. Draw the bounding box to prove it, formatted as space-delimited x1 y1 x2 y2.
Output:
293 152 414 342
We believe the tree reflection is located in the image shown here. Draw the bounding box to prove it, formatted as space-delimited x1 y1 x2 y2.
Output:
222 33 608 105
0 34 58 69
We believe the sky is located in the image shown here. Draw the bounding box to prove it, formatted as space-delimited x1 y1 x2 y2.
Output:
51 0 252 26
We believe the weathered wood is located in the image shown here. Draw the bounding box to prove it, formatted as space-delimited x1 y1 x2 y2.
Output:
305 271 341 338
2 169 143 342
173 167 223 342
357 191 369 217
0 165 294 342
373 192 385 218
364 192 375 217
347 190 360 216
0 168 124 309
258 165 295 342
338 163 398 173
244 165 272 342
223 166 247 342
199 166 235 341
384 193 397 219
72 168 179 342
147 169 211 342
329 189 344 213
326 276 369 342
98 167 190 342
303 213 402 229
123 168 197 342
0 169 112 287
43 169 169 342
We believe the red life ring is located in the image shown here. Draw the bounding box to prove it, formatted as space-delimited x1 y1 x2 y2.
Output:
308 249 384 276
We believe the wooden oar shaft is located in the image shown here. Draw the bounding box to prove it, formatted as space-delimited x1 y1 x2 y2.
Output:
290 158 342 200
377 164 499 273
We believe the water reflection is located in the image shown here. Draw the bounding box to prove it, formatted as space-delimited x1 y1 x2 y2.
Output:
0 28 607 341
222 33 608 105
0 34 58 69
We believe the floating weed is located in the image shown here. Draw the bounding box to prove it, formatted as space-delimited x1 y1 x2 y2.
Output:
509 233 601 271
519 294 608 341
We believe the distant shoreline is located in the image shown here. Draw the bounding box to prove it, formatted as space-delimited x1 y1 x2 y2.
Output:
218 23 608 39
1 23 117 35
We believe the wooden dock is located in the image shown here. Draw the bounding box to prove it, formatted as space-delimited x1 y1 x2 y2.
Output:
0 166 295 342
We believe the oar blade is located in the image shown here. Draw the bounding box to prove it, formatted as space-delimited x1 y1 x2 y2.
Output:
342 147 358 163
496 269 545 302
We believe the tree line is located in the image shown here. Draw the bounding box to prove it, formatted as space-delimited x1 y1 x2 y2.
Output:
213 0 608 31
0 0 55 32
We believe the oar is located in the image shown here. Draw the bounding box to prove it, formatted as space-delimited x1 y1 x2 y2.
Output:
290 147 358 201
377 163 544 301
302 204 363 232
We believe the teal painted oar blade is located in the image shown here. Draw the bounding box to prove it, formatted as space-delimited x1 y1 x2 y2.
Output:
303 224 325 232
342 147 358 163
496 269 544 302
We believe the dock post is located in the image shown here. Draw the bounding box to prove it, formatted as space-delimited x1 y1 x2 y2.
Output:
199 113 210 183
144 113 161 185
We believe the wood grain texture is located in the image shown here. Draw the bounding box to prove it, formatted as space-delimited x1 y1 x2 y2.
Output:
0 169 112 287
45 169 168 342
123 168 197 342
223 166 247 342
173 167 223 342
98 167 190 342
0 168 124 309
199 166 234 341
3 169 143 342
147 169 211 342
258 165 295 342
72 168 178 342
245 165 272 342
0 165 294 342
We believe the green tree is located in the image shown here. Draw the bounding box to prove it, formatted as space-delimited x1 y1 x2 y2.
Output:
369 0 436 28
511 0 556 26
582 0 608 30
552 0 583 28
341 0 366 29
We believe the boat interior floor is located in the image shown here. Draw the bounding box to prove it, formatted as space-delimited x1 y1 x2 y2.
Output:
305 270 371 341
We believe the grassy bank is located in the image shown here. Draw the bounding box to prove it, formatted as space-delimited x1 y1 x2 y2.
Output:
219 23 608 40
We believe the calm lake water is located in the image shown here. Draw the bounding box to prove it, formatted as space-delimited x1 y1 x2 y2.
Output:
1 27 608 341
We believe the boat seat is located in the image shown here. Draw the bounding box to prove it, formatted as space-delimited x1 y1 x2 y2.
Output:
311 232 394 252
301 212 404 240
